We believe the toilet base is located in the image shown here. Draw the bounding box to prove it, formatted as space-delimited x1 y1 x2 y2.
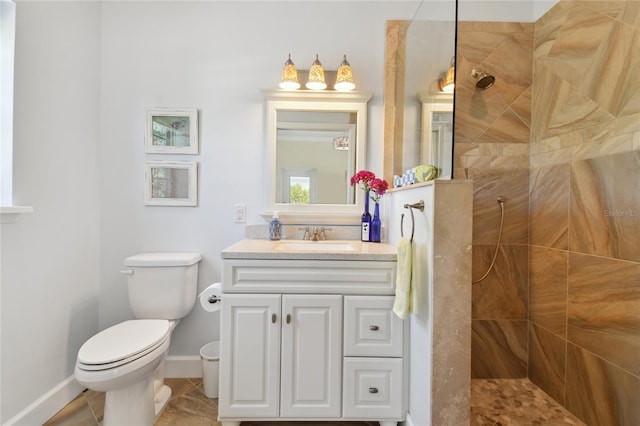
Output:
103 375 172 426
154 384 172 418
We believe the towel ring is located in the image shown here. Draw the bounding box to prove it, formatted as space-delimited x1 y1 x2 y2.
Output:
400 200 424 242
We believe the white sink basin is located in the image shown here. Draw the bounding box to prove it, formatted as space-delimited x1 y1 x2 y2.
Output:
275 240 357 252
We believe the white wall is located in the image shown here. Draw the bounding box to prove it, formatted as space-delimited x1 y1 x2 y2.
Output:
1 1 101 422
96 0 422 357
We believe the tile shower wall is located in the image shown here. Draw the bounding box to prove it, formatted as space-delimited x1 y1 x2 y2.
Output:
455 21 533 379
529 1 639 424
456 1 639 424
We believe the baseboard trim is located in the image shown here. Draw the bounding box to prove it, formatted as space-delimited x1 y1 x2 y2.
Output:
164 355 203 378
4 375 84 426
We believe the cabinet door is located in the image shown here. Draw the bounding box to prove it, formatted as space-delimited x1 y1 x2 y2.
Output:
219 294 281 418
280 295 342 418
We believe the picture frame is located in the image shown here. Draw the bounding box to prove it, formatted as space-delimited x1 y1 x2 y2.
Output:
144 161 198 206
145 108 198 154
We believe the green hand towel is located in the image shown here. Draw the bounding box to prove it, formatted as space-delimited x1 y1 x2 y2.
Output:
393 237 413 319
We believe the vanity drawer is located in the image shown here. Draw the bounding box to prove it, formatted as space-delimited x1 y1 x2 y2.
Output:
344 296 403 357
342 357 403 419
223 259 396 295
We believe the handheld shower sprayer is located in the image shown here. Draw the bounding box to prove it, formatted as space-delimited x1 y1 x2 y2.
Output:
472 196 506 284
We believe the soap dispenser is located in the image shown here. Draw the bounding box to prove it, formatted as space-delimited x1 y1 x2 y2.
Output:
269 212 282 241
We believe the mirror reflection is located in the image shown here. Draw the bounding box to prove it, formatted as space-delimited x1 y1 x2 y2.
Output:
264 91 371 224
276 111 356 205
383 0 457 182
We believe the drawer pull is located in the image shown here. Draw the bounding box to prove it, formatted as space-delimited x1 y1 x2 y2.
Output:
271 314 277 323
368 387 379 394
369 325 380 331
286 314 291 324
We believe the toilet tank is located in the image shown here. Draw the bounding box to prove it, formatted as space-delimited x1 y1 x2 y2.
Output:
123 252 202 320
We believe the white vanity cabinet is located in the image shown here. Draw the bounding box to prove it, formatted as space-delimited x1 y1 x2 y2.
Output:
218 243 404 426
219 293 342 419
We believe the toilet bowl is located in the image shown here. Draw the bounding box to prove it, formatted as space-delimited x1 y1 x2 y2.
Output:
75 320 173 425
74 252 201 426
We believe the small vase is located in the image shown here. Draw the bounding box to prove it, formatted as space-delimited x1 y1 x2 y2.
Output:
370 202 381 243
361 191 371 242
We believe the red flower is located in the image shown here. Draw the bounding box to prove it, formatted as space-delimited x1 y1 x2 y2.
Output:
350 170 389 202
350 170 376 191
369 178 389 202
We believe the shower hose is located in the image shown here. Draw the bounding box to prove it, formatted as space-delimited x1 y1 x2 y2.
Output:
472 196 505 284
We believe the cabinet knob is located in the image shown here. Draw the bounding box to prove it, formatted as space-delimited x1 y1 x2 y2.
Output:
271 313 277 324
286 314 291 324
368 387 379 394
369 325 379 331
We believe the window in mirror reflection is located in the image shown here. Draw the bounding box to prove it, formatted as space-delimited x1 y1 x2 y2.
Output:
282 170 316 204
276 111 356 205
152 116 190 148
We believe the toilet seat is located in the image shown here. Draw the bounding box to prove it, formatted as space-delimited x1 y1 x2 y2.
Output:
77 319 170 371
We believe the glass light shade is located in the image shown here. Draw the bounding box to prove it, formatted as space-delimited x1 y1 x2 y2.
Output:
333 136 349 150
279 54 300 90
439 65 455 93
334 54 355 91
306 54 327 90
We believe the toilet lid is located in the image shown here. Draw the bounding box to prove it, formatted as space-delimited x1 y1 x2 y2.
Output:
78 320 170 367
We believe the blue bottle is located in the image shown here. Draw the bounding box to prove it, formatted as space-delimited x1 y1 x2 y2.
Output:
361 192 371 242
269 212 282 241
370 202 381 243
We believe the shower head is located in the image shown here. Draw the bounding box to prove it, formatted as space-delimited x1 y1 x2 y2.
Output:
472 69 495 90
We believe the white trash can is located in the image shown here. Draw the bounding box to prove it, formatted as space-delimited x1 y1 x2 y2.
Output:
200 341 219 398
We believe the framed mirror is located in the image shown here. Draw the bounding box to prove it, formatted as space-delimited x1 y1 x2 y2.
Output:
263 90 372 224
144 161 198 206
145 108 199 154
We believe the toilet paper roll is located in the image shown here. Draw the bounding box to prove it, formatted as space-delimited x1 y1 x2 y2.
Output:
199 283 222 313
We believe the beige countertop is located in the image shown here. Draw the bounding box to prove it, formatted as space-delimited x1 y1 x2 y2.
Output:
221 239 397 261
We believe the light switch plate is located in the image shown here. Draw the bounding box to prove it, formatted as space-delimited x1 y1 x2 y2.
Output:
233 204 246 223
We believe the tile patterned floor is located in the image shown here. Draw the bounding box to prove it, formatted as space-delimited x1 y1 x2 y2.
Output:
44 377 586 425
470 379 586 426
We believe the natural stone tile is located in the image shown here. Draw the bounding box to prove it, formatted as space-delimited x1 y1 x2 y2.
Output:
477 108 531 145
471 378 585 426
42 393 99 426
529 323 566 405
469 168 529 245
529 246 568 336
567 253 640 376
566 343 640 426
473 244 528 319
471 320 528 379
569 151 640 262
532 62 614 141
530 163 570 249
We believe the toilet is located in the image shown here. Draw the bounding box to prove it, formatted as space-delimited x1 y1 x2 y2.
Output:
74 252 202 426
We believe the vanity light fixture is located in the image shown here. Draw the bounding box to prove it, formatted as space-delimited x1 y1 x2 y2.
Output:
279 54 300 90
305 54 327 90
334 54 355 91
333 136 349 150
439 57 455 93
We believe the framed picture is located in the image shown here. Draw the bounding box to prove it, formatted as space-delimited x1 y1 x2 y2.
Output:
145 108 198 154
144 161 198 206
